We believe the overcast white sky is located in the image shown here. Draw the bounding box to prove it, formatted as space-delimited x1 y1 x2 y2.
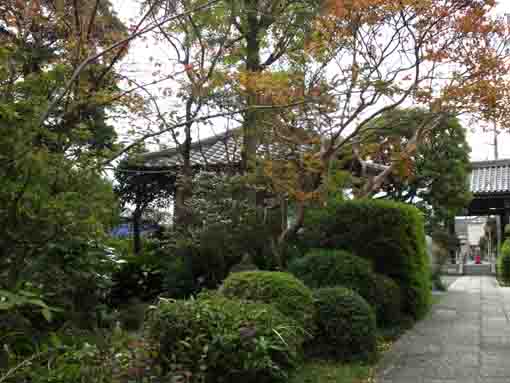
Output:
111 0 510 162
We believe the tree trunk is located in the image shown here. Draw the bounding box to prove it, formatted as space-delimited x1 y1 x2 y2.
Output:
447 217 456 264
174 69 194 226
133 209 142 256
174 124 193 226
241 0 262 174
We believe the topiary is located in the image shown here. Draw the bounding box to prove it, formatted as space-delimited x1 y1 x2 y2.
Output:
498 240 510 284
220 271 315 332
297 199 431 319
372 274 402 327
430 270 446 292
312 287 377 362
147 293 305 383
288 248 377 305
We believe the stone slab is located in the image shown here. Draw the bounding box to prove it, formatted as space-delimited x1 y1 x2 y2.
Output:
376 277 510 383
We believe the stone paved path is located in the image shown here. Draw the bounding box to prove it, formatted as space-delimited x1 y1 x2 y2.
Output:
376 276 510 383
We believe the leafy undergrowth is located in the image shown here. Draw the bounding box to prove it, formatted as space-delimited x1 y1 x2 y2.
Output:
290 360 374 383
431 294 442 305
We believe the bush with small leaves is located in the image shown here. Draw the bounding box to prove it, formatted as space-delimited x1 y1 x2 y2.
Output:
147 293 305 383
312 287 377 362
373 273 402 327
288 249 377 310
498 240 510 284
220 271 315 331
298 199 431 319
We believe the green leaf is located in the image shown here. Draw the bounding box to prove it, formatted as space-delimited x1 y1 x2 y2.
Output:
41 307 53 322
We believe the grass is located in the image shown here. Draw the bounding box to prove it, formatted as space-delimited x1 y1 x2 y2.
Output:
290 360 373 383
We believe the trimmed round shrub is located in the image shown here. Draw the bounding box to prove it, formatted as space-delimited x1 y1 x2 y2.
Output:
147 293 305 383
220 271 315 331
297 199 431 319
288 249 378 311
498 240 510 284
373 273 402 327
312 287 377 361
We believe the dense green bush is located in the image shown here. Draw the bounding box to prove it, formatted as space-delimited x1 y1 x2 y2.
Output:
108 241 196 306
2 329 159 383
147 293 305 383
430 271 447 292
288 249 403 326
288 249 377 309
312 287 377 361
298 199 431 319
373 274 402 326
498 240 510 284
220 271 315 331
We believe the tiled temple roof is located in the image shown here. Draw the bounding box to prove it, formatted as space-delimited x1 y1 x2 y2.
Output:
142 130 242 168
470 159 510 194
140 129 385 175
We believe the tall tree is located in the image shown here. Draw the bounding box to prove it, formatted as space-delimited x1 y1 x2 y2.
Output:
114 154 176 255
257 0 510 244
124 0 510 257
361 108 472 232
0 0 128 302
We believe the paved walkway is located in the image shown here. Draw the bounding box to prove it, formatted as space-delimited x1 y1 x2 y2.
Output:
376 276 510 383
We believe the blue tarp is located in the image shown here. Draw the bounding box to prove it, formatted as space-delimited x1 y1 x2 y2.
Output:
110 223 159 238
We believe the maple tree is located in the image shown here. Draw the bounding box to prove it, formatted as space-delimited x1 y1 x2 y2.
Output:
255 0 510 244
112 0 510 253
3 0 510 265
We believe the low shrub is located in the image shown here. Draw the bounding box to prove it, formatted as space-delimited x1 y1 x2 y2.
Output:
498 240 510 284
147 293 305 383
373 274 402 326
117 298 148 331
298 199 431 319
288 249 377 310
2 330 159 383
430 271 446 292
220 271 315 331
109 244 196 306
312 287 377 362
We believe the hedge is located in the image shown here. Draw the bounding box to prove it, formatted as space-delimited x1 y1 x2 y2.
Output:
498 240 510 284
298 199 431 319
312 287 377 361
373 273 402 326
147 293 305 383
220 271 315 331
288 249 377 307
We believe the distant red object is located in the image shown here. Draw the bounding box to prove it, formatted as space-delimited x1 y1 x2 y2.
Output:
475 255 481 264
